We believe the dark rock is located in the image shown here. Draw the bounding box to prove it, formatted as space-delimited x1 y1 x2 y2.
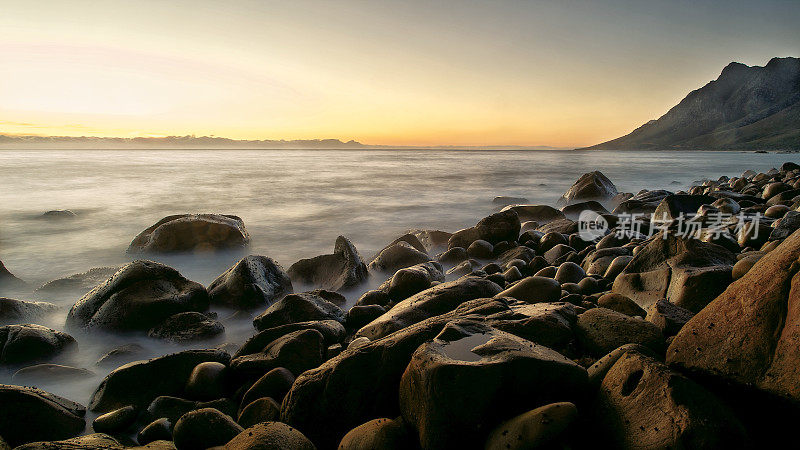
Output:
0 385 86 447
646 298 694 336
537 219 577 235
595 350 748 448
207 256 292 310
355 289 391 307
466 239 494 259
496 276 561 303
93 405 137 433
145 396 237 429
237 397 280 429
369 241 430 273
586 343 657 387
14 433 122 449
234 320 344 359
538 232 567 253
253 292 345 331
172 408 243 450
287 236 368 291
0 324 76 366
399 321 588 449
148 312 224 343
230 329 324 379
731 252 764 280
35 267 120 298
500 205 565 223
560 200 610 220
597 293 646 317
445 260 479 278
554 262 585 284
407 229 452 253
559 171 618 205
225 422 314 450
492 196 529 206
436 247 468 264
0 298 57 326
652 194 716 221
128 214 249 254
185 362 228 401
240 367 295 409
543 244 575 265
356 276 502 340
12 364 94 384
66 261 208 333
41 209 77 219
576 307 665 356
89 349 231 413
138 418 172 445
448 210 521 249
346 305 385 330
384 262 444 301
484 402 577 450
338 417 416 450
612 232 736 312
770 210 800 240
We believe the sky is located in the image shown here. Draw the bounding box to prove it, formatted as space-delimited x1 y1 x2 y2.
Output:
1 0 798 147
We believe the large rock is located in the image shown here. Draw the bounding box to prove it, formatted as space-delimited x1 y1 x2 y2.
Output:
495 276 561 303
229 329 324 379
652 194 716 221
172 408 243 450
369 241 430 273
667 228 800 404
356 276 502 340
147 312 224 343
207 256 292 310
224 422 315 450
0 385 86 447
381 262 445 301
234 320 345 359
612 233 736 312
252 292 345 331
576 308 665 357
66 261 209 333
89 349 231 413
559 171 618 205
595 350 748 448
128 214 249 253
287 236 368 291
0 298 57 325
448 210 521 249
399 321 588 449
0 324 76 366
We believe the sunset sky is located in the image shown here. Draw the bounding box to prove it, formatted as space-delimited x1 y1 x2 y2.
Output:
1 0 798 147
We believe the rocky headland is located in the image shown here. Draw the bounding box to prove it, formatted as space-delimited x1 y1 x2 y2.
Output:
2 162 800 449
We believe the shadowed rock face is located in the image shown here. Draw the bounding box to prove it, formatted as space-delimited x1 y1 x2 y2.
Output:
0 324 77 366
0 260 26 293
667 228 800 404
287 236 368 292
207 255 293 310
34 267 121 298
0 298 57 326
66 260 209 333
0 385 87 447
127 214 250 253
399 321 588 450
583 57 800 150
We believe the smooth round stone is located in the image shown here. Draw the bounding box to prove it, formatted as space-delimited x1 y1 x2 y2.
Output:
237 397 280 429
504 259 527 271
765 204 790 218
534 266 557 278
240 367 295 410
561 283 581 294
502 266 523 283
172 408 243 450
138 418 173 445
93 405 137 433
539 232 567 253
603 255 634 280
495 276 561 303
185 362 228 401
597 292 646 317
577 276 601 295
732 253 764 280
481 263 502 275
554 262 585 285
467 240 494 259
485 402 578 450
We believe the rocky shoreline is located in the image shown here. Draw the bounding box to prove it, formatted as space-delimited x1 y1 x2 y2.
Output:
2 162 800 449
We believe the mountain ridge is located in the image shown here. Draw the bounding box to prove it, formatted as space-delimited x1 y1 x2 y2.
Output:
582 56 800 150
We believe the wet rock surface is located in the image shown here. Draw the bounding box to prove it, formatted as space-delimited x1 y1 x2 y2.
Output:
207 256 292 310
287 236 368 291
128 214 250 254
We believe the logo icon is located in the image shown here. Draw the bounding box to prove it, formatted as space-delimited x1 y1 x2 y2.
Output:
577 210 608 241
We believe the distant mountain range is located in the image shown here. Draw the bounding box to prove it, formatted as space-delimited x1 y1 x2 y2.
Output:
0 134 566 150
583 57 800 151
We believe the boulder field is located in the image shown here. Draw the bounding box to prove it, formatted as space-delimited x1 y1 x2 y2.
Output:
4 164 800 448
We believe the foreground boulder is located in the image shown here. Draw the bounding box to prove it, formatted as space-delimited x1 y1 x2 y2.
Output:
0 385 86 447
356 276 502 340
208 256 292 310
667 228 800 404
399 321 588 449
559 171 618 205
612 232 736 312
89 349 231 413
0 324 76 366
66 261 208 333
287 236 368 291
0 297 57 325
594 349 748 448
128 214 250 253
225 422 315 450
